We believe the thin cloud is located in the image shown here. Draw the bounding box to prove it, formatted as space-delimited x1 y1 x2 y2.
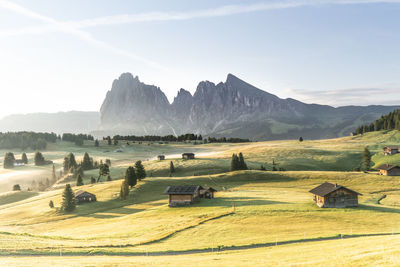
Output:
287 87 400 106
2 0 400 36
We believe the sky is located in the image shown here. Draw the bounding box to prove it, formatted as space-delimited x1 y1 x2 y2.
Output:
0 0 400 119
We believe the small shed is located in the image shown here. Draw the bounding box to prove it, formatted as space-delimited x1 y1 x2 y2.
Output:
384 146 399 155
199 187 217 199
75 190 97 204
164 185 203 207
13 159 25 167
182 153 195 160
157 155 165 160
377 164 400 176
309 182 361 208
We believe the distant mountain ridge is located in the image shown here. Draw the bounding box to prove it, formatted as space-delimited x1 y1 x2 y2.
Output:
0 111 99 134
98 73 400 140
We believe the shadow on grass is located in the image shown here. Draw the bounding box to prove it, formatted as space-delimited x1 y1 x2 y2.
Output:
194 196 288 208
357 204 400 213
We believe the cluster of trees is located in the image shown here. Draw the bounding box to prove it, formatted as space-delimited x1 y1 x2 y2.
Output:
120 161 146 200
112 133 203 142
207 137 250 143
354 109 400 135
231 153 248 171
0 132 56 150
62 133 94 146
3 152 29 169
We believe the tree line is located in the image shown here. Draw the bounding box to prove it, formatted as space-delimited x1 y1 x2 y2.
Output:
62 133 94 146
354 109 400 135
0 132 56 150
112 134 250 143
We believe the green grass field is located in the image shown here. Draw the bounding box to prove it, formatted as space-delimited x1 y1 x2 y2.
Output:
1 131 400 266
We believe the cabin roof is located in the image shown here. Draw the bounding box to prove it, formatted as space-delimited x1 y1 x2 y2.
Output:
309 182 362 197
75 190 96 197
200 186 217 192
182 153 195 156
164 185 203 195
384 146 398 150
377 164 400 171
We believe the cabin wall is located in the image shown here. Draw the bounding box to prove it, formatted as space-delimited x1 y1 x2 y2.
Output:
323 189 358 208
388 168 400 176
379 170 388 176
169 194 194 206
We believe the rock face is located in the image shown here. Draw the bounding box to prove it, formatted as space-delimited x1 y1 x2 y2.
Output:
99 72 400 140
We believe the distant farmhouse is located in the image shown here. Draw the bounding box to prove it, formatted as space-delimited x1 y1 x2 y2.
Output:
164 185 217 207
384 146 399 155
377 164 400 176
157 155 165 160
75 190 97 204
13 159 25 167
182 153 195 160
309 182 361 208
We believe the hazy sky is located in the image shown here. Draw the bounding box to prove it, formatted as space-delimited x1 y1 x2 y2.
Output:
1 0 400 119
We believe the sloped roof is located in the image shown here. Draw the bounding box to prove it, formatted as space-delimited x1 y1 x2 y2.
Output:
384 146 398 150
377 164 400 171
200 186 217 192
182 153 195 156
164 185 202 195
309 182 361 197
75 190 96 197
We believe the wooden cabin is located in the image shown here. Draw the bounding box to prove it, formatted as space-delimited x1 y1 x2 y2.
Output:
182 153 195 160
309 182 361 208
377 164 400 176
157 155 165 160
384 146 399 155
164 185 203 207
75 190 97 204
199 187 217 199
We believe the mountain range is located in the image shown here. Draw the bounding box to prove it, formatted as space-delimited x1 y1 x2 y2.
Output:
1 73 398 140
98 73 400 140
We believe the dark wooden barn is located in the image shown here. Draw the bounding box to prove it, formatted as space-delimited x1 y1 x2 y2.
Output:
75 190 97 204
164 185 202 207
157 155 165 160
377 164 400 176
182 153 195 160
384 146 399 155
309 182 361 208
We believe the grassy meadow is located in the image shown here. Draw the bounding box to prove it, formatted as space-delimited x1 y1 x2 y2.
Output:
0 130 400 265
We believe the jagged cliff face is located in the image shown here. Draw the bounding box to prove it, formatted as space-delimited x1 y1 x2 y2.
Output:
99 73 400 140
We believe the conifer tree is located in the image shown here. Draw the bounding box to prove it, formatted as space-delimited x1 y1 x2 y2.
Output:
52 164 57 183
49 200 54 209
135 160 146 181
98 163 110 182
230 153 240 171
12 184 21 191
3 152 15 169
125 166 137 188
67 153 77 169
362 147 372 171
21 152 28 164
107 136 112 145
82 152 93 170
90 177 96 184
61 184 76 212
34 151 45 166
76 174 83 186
94 139 99 147
170 161 175 174
120 179 129 200
238 153 248 170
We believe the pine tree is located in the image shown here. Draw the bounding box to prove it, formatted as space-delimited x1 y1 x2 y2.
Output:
34 151 45 166
120 179 129 200
82 152 93 170
21 152 28 164
76 174 83 186
12 184 21 191
98 163 110 182
125 166 137 188
3 152 15 169
49 200 54 209
94 139 99 147
63 157 69 172
90 177 96 184
67 153 77 169
362 147 372 171
230 153 240 171
299 137 303 142
135 161 146 181
170 161 175 174
107 136 112 145
61 184 76 212
107 175 112 181
52 164 57 183
238 153 248 170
